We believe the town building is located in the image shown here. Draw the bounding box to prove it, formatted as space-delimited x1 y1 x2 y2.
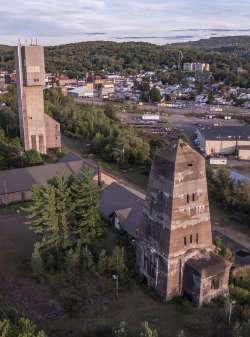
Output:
136 139 231 305
238 146 250 161
196 126 250 156
15 43 61 154
183 63 210 73
68 83 94 98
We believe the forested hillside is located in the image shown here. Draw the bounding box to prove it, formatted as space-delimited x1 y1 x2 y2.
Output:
0 37 250 85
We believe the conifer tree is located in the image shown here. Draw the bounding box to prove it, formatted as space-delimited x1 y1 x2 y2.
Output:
97 249 108 275
24 185 60 250
71 170 103 245
81 246 95 272
0 319 11 337
108 246 127 275
139 322 158 337
31 243 44 278
65 248 80 275
51 176 72 249
24 176 72 252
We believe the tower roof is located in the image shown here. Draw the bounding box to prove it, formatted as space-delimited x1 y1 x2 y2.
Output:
158 138 204 163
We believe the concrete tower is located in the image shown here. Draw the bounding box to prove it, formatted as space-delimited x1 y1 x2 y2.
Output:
15 43 61 154
137 139 231 305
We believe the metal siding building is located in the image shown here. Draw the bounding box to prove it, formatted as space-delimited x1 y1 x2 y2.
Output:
197 126 250 156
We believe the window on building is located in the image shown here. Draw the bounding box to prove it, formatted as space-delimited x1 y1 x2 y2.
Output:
188 163 193 167
184 236 187 246
31 135 37 151
38 134 44 153
190 235 193 244
192 193 196 202
196 233 199 244
187 194 190 203
211 276 220 289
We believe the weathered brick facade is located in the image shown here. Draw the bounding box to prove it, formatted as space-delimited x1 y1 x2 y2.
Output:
137 139 231 305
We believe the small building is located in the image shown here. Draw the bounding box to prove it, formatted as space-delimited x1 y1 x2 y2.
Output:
183 252 231 306
238 146 250 160
68 84 94 98
99 182 144 238
196 126 250 156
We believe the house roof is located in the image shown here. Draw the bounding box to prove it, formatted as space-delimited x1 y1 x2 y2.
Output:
186 252 231 278
200 126 250 141
100 182 144 238
0 159 97 195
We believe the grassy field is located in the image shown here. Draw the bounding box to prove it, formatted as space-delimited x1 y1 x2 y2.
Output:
0 212 231 337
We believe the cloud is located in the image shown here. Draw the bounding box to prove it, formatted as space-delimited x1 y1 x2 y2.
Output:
0 0 250 45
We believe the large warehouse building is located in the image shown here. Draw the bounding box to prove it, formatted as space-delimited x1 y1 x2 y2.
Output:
196 126 250 158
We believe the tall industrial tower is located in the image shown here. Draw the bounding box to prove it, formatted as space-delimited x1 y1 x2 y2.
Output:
137 139 231 305
15 43 61 154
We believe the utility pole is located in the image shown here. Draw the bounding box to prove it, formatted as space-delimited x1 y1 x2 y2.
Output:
113 274 119 299
228 299 236 326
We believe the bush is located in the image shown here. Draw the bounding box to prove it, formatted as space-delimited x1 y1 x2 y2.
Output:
24 149 43 166
230 285 250 304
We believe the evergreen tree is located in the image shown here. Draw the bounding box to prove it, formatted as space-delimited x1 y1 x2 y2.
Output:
139 322 158 337
31 243 44 278
24 185 60 250
108 246 127 275
97 249 108 275
0 317 47 337
81 246 95 272
0 319 11 337
51 176 72 249
71 170 103 245
65 248 80 275
24 176 72 252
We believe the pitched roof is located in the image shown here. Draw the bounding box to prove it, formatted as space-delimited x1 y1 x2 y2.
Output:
100 182 144 238
0 160 96 195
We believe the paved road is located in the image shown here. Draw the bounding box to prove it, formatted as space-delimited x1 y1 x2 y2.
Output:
62 135 146 198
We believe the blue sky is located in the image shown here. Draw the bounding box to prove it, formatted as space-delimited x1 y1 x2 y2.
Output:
1 0 250 45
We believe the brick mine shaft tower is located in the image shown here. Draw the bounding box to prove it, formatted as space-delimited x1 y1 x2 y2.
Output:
137 139 231 305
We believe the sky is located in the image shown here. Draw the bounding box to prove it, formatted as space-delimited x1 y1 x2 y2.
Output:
1 0 250 45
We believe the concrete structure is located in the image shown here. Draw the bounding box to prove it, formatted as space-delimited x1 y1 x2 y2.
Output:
15 44 61 154
136 139 231 305
196 126 250 156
